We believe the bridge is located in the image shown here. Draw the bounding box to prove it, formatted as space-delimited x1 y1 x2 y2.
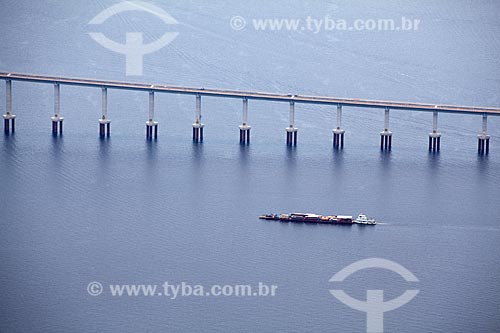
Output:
1 71 498 154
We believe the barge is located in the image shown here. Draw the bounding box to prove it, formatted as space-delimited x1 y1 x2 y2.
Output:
259 213 377 225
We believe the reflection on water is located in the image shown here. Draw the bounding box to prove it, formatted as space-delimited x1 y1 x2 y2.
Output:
283 146 298 192
145 139 158 161
191 141 204 162
49 135 65 175
331 148 345 169
426 150 442 173
284 145 298 168
238 143 250 167
378 149 392 175
1 133 17 180
98 138 111 162
2 132 16 156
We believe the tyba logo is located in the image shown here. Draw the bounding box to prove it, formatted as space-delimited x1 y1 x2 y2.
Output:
88 1 179 76
329 258 419 333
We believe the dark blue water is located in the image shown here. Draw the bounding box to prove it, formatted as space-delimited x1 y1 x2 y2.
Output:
1 1 500 332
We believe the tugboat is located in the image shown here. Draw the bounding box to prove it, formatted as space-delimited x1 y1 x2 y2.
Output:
354 214 377 225
259 212 377 225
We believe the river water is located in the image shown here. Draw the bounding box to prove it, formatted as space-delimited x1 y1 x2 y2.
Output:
1 1 499 332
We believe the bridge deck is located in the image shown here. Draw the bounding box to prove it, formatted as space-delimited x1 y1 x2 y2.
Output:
1 72 499 115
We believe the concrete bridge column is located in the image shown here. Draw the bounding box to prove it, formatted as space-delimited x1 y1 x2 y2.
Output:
99 87 111 137
428 111 441 152
51 83 64 135
286 100 298 146
333 104 345 149
478 113 490 155
192 94 204 142
3 80 16 133
239 97 251 144
380 107 393 150
146 91 158 139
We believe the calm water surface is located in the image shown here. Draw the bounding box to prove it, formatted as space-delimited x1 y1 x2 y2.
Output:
1 1 499 332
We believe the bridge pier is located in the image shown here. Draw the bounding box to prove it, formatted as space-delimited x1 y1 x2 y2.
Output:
380 107 393 150
478 114 490 155
51 83 64 135
428 111 441 152
239 97 251 144
99 88 111 137
333 104 345 149
192 94 204 142
146 91 158 139
286 100 298 146
3 80 16 133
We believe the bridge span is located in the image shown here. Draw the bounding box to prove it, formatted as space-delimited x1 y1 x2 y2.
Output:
1 71 498 154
